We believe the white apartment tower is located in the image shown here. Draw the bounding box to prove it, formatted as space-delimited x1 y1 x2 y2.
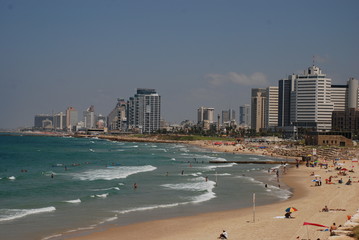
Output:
128 88 161 133
265 86 278 128
291 65 333 130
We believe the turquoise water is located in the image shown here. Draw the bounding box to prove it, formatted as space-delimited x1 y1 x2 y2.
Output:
0 135 291 240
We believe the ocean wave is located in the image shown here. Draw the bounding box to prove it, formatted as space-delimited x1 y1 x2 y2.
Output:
63 199 81 204
93 193 109 198
98 216 118 225
265 185 292 200
8 176 16 180
91 187 120 191
161 178 216 203
117 203 182 214
71 165 157 181
65 225 96 234
191 191 216 203
42 233 63 240
163 177 216 191
0 206 56 222
212 173 231 176
235 175 264 185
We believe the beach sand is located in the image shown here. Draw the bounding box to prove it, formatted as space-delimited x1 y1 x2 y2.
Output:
67 142 359 240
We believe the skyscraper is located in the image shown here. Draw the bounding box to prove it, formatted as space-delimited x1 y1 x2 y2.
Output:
221 109 236 124
128 88 161 133
278 75 295 127
107 99 127 131
197 107 214 124
239 104 251 127
83 105 96 129
53 112 66 130
291 65 333 130
66 107 78 131
197 107 214 130
251 88 266 132
265 86 278 128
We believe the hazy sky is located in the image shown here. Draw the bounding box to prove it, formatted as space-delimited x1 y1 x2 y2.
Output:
1 0 359 129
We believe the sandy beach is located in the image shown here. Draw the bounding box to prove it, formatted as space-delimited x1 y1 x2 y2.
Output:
66 138 359 240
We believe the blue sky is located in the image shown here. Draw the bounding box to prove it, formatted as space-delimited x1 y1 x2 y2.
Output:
1 0 359 129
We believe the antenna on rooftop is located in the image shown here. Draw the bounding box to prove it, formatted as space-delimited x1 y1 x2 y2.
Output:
312 55 315 66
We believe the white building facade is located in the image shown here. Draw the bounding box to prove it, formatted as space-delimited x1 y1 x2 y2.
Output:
291 65 333 131
265 86 278 128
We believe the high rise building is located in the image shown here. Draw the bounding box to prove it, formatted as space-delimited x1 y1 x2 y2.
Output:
108 99 127 131
332 78 359 131
83 105 96 129
53 112 66 130
278 75 295 127
265 86 278 128
66 107 78 131
34 114 53 129
251 88 266 132
197 107 214 124
239 104 251 127
127 88 161 133
197 107 215 130
291 65 333 130
221 109 236 124
347 77 359 109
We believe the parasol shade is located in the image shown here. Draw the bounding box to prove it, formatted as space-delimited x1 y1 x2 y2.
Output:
285 207 298 212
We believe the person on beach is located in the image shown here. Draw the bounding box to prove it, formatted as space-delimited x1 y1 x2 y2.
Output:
133 183 138 189
330 223 337 235
346 179 352 185
218 230 228 239
322 205 329 212
285 212 292 218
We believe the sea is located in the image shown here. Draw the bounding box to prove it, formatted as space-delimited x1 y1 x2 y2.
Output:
0 134 292 240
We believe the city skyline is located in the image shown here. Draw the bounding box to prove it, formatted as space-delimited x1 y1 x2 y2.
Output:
1 1 359 129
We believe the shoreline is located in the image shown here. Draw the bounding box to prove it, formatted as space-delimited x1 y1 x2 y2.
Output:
64 138 359 240
67 159 359 240
2 133 357 239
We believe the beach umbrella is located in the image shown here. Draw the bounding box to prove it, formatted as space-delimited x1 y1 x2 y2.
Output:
303 222 329 239
285 207 298 212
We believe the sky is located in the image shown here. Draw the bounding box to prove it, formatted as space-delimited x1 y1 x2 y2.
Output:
1 0 359 129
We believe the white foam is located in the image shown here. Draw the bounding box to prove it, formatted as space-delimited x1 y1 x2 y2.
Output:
72 165 157 181
162 178 216 203
65 226 96 234
212 173 231 176
42 233 63 240
91 187 120 191
64 199 81 204
0 206 56 222
171 158 176 161
8 176 16 180
118 203 182 214
98 216 118 225
96 193 109 198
